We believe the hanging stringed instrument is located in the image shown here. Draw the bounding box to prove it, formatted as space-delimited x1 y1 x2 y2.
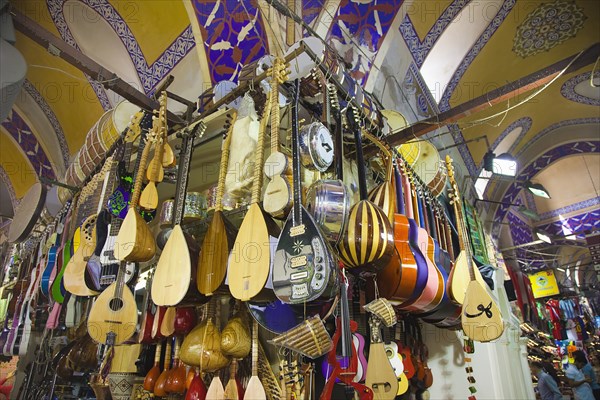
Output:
338 107 395 273
446 156 503 342
263 57 293 219
197 112 239 296
365 315 399 399
244 319 267 400
139 92 168 211
444 156 489 305
154 338 173 397
113 128 156 262
143 342 162 392
228 78 280 302
272 78 338 305
152 122 207 306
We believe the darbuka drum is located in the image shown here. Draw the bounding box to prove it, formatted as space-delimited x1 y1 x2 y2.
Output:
305 180 349 245
81 110 111 176
183 192 207 221
299 122 334 172
159 199 174 228
413 140 447 197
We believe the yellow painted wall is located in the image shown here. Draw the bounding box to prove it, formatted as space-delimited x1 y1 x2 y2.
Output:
0 131 37 198
405 0 454 41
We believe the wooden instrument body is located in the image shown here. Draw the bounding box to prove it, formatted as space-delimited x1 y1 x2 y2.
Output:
448 251 487 304
186 371 208 400
87 279 137 344
179 319 230 371
197 209 237 295
462 280 503 342
384 342 409 395
64 215 99 296
143 344 161 392
244 376 266 400
114 208 156 262
152 225 204 306
263 171 293 219
365 342 399 399
229 203 280 301
207 377 226 400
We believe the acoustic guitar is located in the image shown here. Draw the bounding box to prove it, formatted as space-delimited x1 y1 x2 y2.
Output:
114 128 156 263
365 315 399 399
273 78 338 305
140 92 168 211
444 156 488 305
64 160 113 296
197 112 239 296
40 217 64 297
338 107 395 273
229 75 280 302
263 57 293 219
447 157 503 342
152 122 207 306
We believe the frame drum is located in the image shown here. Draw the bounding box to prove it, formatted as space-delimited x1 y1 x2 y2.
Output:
100 101 139 151
8 182 46 243
413 140 447 197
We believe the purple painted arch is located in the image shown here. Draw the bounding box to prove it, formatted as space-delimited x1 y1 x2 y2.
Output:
492 140 599 237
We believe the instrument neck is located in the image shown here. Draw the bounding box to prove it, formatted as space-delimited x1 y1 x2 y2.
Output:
215 113 236 212
332 91 344 181
290 79 302 224
349 108 368 200
251 92 272 204
130 137 151 209
269 65 281 154
172 126 199 225
252 319 259 376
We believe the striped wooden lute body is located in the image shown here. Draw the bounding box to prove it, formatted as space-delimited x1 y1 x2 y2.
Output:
338 107 395 274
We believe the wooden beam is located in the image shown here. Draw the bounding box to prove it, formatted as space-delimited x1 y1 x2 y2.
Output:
385 42 600 145
12 10 185 125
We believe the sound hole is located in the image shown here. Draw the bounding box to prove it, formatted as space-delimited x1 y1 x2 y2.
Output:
109 298 124 311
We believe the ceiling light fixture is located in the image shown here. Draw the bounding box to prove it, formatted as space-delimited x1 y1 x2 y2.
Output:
484 151 518 177
526 181 551 198
535 229 552 244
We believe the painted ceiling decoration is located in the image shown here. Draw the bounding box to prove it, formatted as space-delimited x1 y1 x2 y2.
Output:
190 0 269 84
22 79 69 166
1 109 56 180
537 209 600 238
492 140 600 237
302 0 326 27
538 197 600 221
561 71 600 106
512 0 587 58
399 0 470 68
326 0 404 84
47 0 112 110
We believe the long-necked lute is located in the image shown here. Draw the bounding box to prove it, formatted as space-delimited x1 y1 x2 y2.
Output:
229 70 280 302
152 121 208 306
197 112 239 296
272 78 338 304
446 157 503 342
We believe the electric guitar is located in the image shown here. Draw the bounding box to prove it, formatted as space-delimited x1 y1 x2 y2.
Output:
273 78 338 305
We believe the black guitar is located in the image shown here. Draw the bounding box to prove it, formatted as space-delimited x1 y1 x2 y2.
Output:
272 79 338 304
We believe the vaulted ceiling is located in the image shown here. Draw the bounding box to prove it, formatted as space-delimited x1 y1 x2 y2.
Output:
2 0 599 276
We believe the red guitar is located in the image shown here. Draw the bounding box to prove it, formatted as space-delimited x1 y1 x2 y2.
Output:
321 270 373 400
396 320 415 379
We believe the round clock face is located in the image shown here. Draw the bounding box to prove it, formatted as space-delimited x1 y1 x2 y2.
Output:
311 125 334 171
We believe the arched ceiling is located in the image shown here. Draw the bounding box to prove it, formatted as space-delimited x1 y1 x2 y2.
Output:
1 0 599 263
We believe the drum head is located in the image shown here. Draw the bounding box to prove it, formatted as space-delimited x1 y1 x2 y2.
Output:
45 185 63 217
285 37 325 81
112 101 140 135
414 141 441 185
8 182 46 243
397 141 420 167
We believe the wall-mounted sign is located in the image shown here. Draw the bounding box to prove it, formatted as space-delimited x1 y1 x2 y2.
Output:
528 270 560 298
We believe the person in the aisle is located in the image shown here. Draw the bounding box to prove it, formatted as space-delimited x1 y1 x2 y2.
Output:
530 361 563 400
565 352 595 400
574 350 600 400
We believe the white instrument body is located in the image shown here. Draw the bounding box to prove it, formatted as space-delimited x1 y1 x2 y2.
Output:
99 223 137 286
